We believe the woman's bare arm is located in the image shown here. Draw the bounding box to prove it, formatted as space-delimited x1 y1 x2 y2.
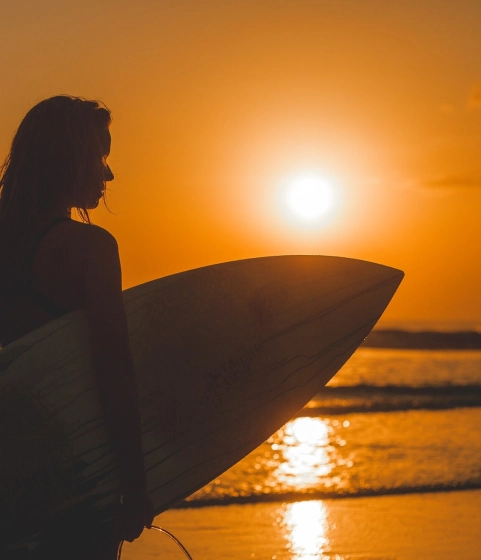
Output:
83 226 152 540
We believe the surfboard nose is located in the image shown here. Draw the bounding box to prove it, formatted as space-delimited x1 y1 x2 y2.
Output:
235 255 404 330
281 254 404 335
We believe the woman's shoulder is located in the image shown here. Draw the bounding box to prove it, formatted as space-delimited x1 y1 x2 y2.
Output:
62 220 118 252
58 222 121 280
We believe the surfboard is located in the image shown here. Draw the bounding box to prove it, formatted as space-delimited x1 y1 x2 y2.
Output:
0 255 402 555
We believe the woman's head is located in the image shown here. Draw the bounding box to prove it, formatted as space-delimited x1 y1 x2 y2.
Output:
0 95 113 224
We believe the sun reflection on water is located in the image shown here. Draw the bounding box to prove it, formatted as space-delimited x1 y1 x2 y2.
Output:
270 417 333 489
282 501 330 559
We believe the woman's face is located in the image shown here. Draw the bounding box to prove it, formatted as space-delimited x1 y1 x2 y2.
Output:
86 127 114 209
100 127 114 183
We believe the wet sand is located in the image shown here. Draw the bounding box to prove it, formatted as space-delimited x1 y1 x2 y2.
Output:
120 489 481 559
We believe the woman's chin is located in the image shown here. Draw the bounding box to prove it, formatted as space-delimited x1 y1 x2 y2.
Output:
87 195 103 209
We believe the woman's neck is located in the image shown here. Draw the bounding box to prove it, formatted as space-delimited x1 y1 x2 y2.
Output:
40 209 71 221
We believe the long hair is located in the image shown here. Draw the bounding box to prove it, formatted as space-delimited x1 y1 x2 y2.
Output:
0 95 111 279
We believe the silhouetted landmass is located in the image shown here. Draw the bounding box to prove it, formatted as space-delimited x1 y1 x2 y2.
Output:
363 330 481 349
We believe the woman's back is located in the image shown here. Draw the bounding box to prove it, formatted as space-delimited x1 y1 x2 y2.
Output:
0 219 94 346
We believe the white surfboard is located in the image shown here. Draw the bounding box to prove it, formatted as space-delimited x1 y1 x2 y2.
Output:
0 256 403 555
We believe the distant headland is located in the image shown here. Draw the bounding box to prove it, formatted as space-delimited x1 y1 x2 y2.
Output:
363 330 481 350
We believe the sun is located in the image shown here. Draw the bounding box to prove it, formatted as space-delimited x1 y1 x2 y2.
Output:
284 174 334 223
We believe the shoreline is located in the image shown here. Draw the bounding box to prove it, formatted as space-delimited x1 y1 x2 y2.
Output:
175 482 481 509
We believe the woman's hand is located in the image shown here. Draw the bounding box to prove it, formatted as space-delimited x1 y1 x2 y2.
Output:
118 494 155 542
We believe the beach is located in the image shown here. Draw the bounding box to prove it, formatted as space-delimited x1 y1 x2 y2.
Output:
122 347 481 560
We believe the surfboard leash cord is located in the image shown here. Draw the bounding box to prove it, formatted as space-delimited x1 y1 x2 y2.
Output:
117 525 194 560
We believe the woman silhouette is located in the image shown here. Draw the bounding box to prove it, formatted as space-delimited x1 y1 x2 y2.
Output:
0 95 153 559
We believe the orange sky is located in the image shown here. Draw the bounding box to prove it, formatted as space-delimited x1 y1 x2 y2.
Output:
2 1 481 328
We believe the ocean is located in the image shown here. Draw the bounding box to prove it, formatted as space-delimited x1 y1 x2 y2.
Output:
123 346 481 559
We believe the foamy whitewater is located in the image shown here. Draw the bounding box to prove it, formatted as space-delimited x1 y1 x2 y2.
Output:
181 348 481 506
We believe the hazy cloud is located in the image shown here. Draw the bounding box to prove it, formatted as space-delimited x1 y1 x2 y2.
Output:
467 84 481 111
439 103 455 114
423 175 481 189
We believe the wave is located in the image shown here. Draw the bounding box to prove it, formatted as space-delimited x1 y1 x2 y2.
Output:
298 384 481 414
176 480 481 508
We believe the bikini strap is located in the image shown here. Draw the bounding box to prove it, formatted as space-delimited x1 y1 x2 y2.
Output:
29 217 72 266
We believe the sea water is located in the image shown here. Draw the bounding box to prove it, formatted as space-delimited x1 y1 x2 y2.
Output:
125 348 481 559
184 348 481 506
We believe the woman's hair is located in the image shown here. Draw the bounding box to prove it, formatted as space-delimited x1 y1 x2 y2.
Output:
0 95 112 272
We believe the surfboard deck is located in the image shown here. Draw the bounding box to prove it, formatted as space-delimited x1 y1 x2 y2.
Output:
0 255 403 555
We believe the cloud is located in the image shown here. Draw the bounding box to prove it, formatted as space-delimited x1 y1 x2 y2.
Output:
397 175 481 199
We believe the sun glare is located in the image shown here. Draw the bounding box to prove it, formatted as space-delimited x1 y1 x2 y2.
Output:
284 174 334 223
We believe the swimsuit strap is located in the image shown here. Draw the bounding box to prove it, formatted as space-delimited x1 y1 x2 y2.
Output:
25 217 72 317
27 286 69 318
